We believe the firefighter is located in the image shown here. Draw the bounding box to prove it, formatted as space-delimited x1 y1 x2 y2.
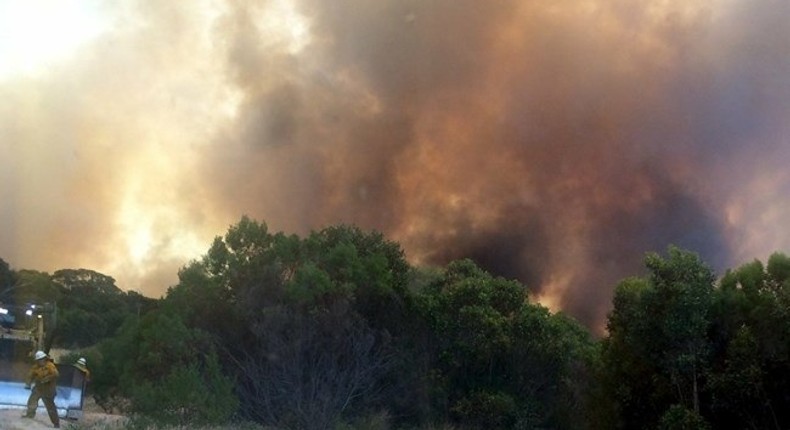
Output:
74 357 91 382
22 350 60 428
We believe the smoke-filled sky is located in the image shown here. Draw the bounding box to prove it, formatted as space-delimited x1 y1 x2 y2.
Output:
1 0 788 328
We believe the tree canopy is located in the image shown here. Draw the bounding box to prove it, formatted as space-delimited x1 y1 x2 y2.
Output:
3 220 789 429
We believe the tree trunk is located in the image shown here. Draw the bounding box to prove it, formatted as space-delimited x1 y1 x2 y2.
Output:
692 362 699 414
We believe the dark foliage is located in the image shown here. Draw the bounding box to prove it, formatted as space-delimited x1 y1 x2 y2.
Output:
4 224 789 430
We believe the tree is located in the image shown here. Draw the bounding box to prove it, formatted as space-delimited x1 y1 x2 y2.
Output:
51 269 121 295
0 258 18 330
0 257 15 292
13 270 61 304
600 246 715 429
708 326 771 428
50 268 154 348
644 247 714 415
298 224 411 334
599 277 663 428
706 253 790 429
166 217 414 427
418 259 594 429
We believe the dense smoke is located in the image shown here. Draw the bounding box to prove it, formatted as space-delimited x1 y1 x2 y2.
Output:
1 0 788 327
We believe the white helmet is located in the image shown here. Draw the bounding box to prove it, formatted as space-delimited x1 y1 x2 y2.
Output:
34 350 47 360
76 357 87 366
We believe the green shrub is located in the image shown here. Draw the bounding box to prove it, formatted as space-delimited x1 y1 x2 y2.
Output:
450 391 517 429
335 410 392 430
659 405 710 430
130 353 238 426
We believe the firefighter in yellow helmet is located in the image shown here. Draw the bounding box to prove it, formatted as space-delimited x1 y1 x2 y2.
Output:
22 350 60 428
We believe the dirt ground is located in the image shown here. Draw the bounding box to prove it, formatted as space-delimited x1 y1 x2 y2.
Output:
0 398 126 430
0 409 125 429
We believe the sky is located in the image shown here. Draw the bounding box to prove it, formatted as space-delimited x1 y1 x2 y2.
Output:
0 0 788 328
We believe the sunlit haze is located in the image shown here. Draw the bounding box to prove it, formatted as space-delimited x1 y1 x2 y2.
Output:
0 0 108 79
1 0 788 327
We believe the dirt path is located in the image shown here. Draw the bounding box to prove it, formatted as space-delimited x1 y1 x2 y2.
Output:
0 408 126 429
0 409 52 430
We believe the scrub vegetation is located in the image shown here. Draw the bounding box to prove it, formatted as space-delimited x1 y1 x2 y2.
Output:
2 216 789 429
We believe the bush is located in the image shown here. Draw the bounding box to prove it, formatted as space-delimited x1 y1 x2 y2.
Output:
131 353 238 426
450 391 517 429
335 410 392 430
659 405 710 430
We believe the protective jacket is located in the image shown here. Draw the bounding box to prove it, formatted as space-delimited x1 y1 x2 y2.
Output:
27 359 59 397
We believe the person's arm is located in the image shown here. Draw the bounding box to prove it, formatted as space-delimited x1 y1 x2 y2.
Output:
25 367 34 387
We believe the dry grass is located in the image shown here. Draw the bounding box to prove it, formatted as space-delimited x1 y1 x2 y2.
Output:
63 421 266 430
